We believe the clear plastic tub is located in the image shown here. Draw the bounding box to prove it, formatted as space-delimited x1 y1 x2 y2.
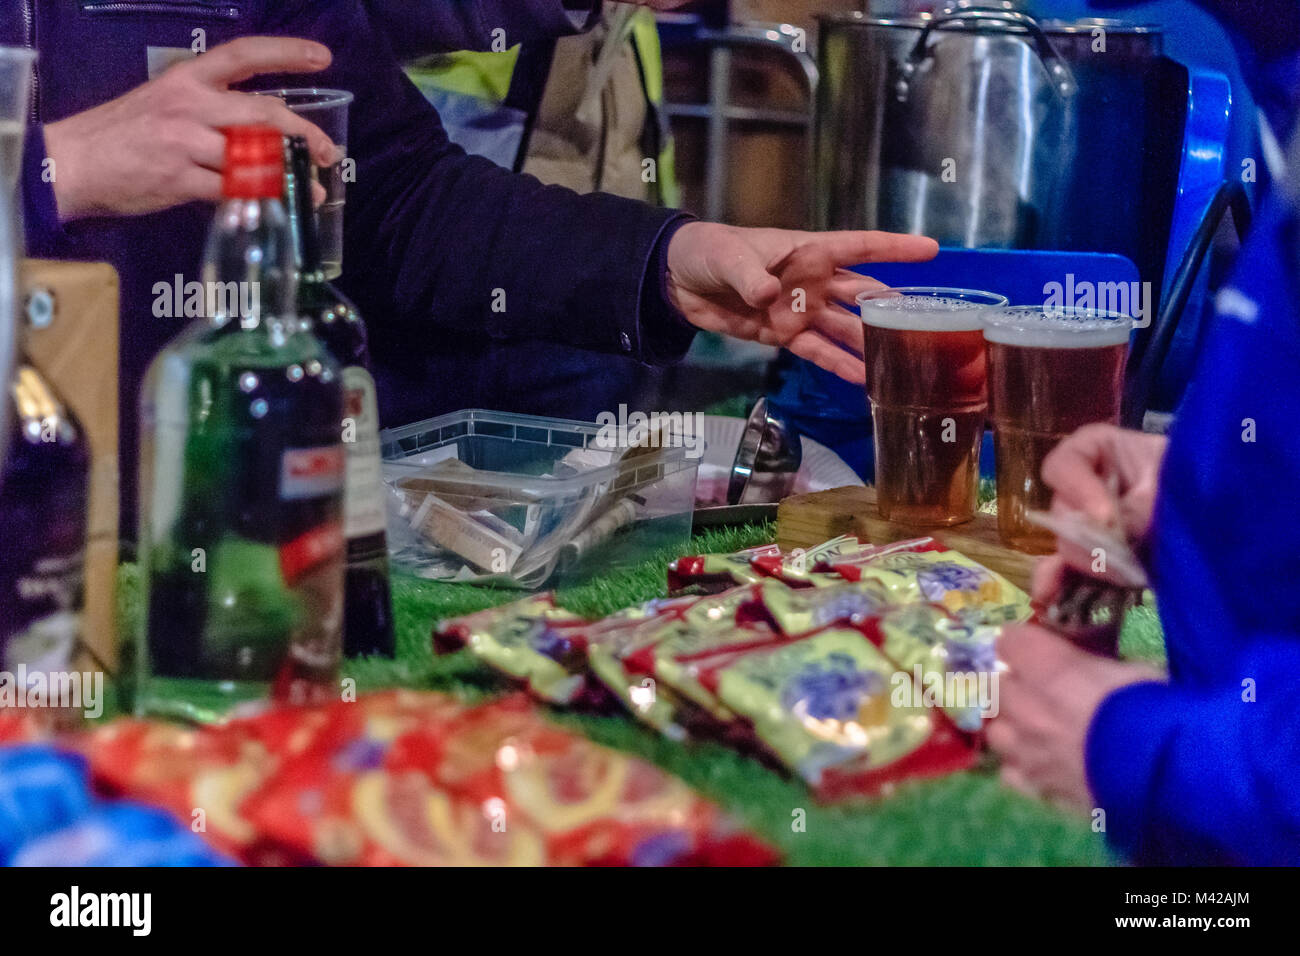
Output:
380 409 699 589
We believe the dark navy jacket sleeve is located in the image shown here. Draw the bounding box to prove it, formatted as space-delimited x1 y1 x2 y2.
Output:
1084 189 1300 864
20 124 64 258
263 1 694 366
364 0 599 59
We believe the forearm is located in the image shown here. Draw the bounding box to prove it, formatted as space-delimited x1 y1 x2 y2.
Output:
1086 638 1300 865
282 2 693 361
345 130 695 362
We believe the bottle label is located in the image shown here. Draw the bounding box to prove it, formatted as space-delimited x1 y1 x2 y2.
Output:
2 551 84 675
280 523 346 586
342 366 387 539
280 445 345 501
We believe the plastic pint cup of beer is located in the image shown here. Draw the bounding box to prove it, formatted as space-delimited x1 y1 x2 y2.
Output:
983 306 1134 553
858 287 1008 527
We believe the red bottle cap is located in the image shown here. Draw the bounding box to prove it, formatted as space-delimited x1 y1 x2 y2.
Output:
222 126 285 199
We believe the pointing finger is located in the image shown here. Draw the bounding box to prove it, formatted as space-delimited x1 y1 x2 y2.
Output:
186 36 331 87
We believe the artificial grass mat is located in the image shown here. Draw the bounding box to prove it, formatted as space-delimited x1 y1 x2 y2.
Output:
117 522 1166 866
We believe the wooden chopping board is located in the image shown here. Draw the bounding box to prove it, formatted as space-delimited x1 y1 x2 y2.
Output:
776 485 1037 591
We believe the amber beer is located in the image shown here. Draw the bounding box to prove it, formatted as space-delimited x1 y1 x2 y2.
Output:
859 289 1007 526
984 307 1133 553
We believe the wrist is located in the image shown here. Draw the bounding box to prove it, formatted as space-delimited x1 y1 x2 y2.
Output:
42 120 89 222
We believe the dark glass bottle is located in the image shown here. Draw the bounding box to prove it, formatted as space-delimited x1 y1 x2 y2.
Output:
286 137 396 659
0 363 90 688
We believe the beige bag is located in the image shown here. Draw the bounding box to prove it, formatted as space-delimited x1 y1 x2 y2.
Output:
522 4 654 202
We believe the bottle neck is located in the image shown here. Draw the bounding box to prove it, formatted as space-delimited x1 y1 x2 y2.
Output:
202 196 298 332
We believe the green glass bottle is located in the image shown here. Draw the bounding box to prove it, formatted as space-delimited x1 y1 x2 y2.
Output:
136 127 346 722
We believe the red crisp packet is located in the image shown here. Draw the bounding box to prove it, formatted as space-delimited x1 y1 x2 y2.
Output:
697 628 977 801
408 696 779 866
244 694 777 866
241 702 550 866
76 718 274 860
667 543 781 595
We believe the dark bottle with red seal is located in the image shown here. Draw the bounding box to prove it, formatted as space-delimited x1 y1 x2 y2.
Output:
285 136 395 659
136 126 346 723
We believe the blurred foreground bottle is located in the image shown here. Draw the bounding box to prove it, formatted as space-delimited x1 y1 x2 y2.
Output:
285 136 395 658
136 126 346 722
0 186 91 727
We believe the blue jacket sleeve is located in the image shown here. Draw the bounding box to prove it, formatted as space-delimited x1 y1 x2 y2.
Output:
1086 637 1300 865
263 1 695 366
365 0 600 59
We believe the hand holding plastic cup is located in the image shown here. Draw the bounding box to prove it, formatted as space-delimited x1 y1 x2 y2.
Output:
253 88 352 279
858 287 1007 527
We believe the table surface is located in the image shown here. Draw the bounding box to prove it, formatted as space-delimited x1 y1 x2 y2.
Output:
117 523 1167 866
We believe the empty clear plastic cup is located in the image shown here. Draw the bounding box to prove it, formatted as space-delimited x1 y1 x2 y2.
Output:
253 88 353 279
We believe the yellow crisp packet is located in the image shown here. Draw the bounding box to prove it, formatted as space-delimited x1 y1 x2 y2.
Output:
856 550 1030 619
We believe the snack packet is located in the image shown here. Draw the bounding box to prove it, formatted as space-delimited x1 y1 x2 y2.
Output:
638 621 782 727
433 594 592 704
582 613 693 739
851 549 1031 621
667 543 781 595
749 535 875 588
76 719 272 860
819 536 941 580
244 741 551 866
238 690 535 866
865 603 1002 732
246 695 777 866
609 587 778 727
736 578 893 636
702 628 977 800
407 697 779 866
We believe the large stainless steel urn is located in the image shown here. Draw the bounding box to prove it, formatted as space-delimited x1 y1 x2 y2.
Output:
813 7 1174 281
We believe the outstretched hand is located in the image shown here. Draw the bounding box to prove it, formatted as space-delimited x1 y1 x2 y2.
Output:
665 224 939 383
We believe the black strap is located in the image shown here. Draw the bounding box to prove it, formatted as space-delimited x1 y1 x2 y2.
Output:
503 38 558 173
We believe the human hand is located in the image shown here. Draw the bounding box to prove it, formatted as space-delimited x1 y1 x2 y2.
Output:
987 623 1163 813
43 37 340 221
1032 424 1168 605
665 223 939 383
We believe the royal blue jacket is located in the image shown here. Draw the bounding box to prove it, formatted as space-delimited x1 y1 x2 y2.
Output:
4 1 694 530
1086 167 1300 866
1081 0 1300 866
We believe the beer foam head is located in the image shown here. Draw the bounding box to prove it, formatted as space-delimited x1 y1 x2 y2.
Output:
981 306 1133 348
857 288 1007 332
